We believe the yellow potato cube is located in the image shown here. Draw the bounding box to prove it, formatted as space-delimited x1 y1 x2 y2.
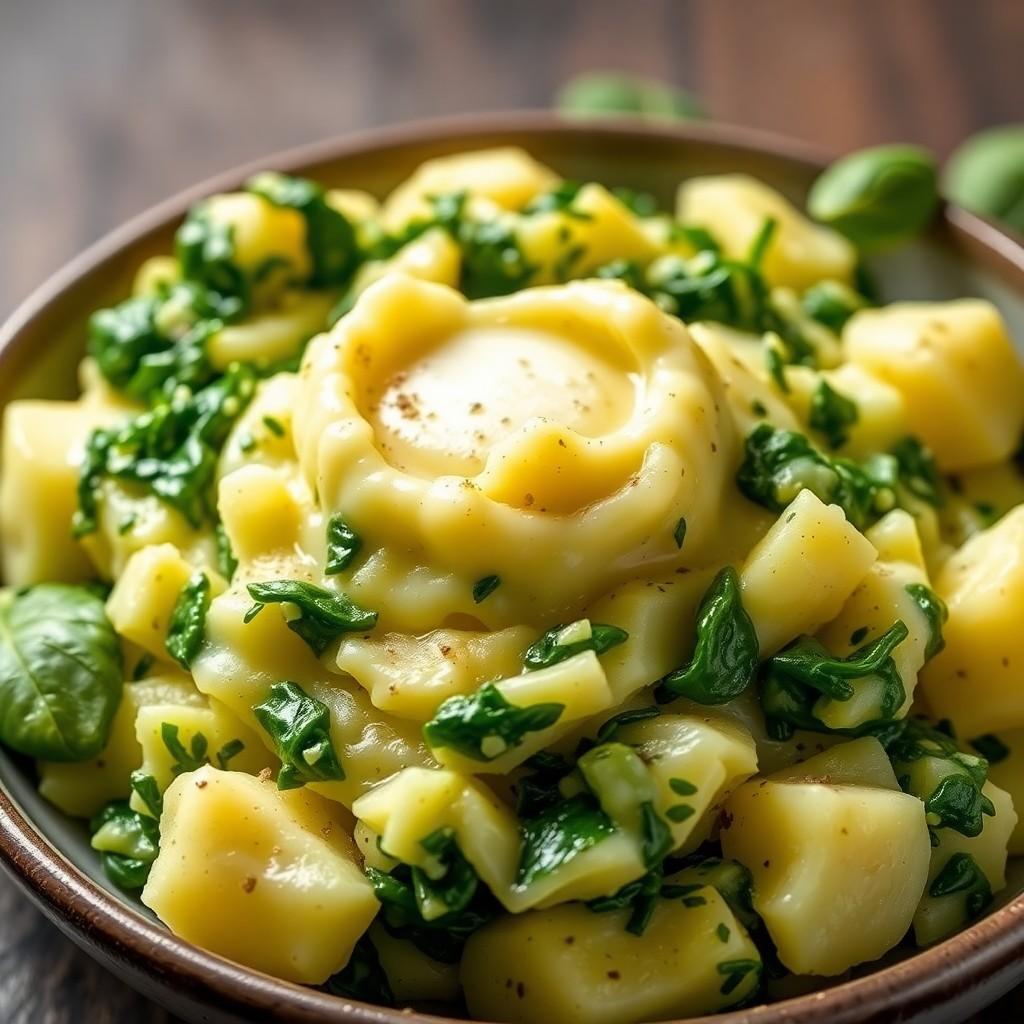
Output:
676 174 856 291
370 924 461 1004
461 888 760 1024
721 738 931 975
983 731 1024 855
843 300 1024 471
740 489 877 655
142 766 377 984
920 506 1024 737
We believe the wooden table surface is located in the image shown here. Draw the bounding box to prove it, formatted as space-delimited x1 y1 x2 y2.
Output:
1 1 1022 1020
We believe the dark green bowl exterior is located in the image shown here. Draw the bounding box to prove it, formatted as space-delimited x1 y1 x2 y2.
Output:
2 114 1024 1024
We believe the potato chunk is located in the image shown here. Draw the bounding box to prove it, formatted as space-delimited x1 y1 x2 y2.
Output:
843 300 1024 470
461 888 760 1024
740 489 876 655
142 766 377 984
676 174 856 290
721 738 931 975
920 506 1024 737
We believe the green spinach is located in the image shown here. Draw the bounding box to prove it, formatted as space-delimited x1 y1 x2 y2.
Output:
325 514 362 575
809 379 859 449
323 935 393 1005
90 800 159 891
523 620 628 671
928 851 993 919
165 571 211 670
0 585 122 761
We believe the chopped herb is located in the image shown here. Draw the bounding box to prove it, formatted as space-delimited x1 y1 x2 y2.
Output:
423 683 564 762
472 575 501 603
611 187 660 217
809 379 859 449
161 722 209 775
129 769 163 818
928 851 993 919
750 399 768 417
131 653 155 682
514 751 573 817
669 778 698 796
253 680 345 790
801 280 868 333
586 867 663 936
244 580 377 656
165 571 211 670
90 800 160 891
262 415 286 438
850 626 869 646
717 957 761 997
594 706 661 743
214 522 238 581
717 922 731 943
673 517 687 549
906 582 948 662
117 513 137 535
325 514 362 575
176 209 250 311
666 804 695 823
656 567 759 705
889 436 943 507
323 935 393 1005
524 620 628 671
215 737 246 769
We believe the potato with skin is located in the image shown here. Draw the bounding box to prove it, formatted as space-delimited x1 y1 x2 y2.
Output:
676 174 856 291
913 782 1016 946
920 506 1024 737
461 888 760 1024
843 300 1024 471
721 738 932 975
740 489 877 656
143 766 378 985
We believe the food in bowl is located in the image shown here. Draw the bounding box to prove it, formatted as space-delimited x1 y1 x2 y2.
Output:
1 144 1023 1023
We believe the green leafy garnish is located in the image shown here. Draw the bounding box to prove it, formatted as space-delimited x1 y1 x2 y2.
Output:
717 957 762 997
215 737 246 769
928 851 993 919
176 208 250 310
423 683 564 762
586 867 664 936
673 517 687 549
523 620 628 671
325 514 362 575
656 567 758 705
90 800 160 891
0 584 122 761
253 680 345 790
970 734 1010 765
761 621 908 739
594 706 661 743
244 580 377 656
906 583 948 662
556 72 704 121
945 125 1024 234
129 769 163 819
214 522 238 581
809 379 859 449
323 935 393 1005
165 571 211 670
516 794 617 888
800 280 869 333
161 721 208 775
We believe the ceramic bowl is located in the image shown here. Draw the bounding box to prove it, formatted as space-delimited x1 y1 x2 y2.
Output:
2 114 1024 1024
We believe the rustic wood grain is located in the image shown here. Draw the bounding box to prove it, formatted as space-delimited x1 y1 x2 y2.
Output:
0 0 1022 1020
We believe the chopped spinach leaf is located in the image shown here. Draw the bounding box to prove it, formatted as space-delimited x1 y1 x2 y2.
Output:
809 379 859 449
524 620 628 671
129 769 163 819
90 800 160 891
516 794 617 889
586 866 664 936
928 851 993 919
176 208 250 311
673 516 687 549
800 280 868 333
905 582 948 662
514 751 573 817
594 705 661 743
970 734 1010 765
472 575 501 604
215 737 246 769
423 683 564 762
214 522 238 581
656 567 758 705
165 571 211 670
161 721 209 775
244 580 377 656
323 934 393 1005
253 680 344 790
325 514 362 575
717 957 761 997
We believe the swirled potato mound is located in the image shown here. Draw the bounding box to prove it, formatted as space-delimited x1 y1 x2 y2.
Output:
1 146 1021 1023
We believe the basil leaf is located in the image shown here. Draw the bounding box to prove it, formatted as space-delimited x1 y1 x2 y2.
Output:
656 567 758 705
165 571 211 670
325 514 362 575
423 683 564 762
253 680 344 790
244 580 377 656
0 584 122 761
523 620 628 671
516 794 617 888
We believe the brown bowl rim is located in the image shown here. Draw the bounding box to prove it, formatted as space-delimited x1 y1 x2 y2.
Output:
2 111 1024 1024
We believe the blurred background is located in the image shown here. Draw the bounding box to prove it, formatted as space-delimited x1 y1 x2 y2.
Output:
0 1 1021 1020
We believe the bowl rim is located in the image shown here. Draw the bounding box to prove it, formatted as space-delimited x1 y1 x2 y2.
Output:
2 111 1024 1024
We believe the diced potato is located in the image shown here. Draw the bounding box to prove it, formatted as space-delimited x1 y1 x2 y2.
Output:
843 300 1024 471
106 544 225 663
0 399 124 585
325 188 380 224
461 888 760 1024
370 924 461 1004
740 489 877 655
617 715 758 853
984 731 1024 855
336 626 533 720
130 699 275 815
816 510 933 719
345 229 463 309
913 782 1016 945
783 364 907 458
721 738 931 975
379 147 558 230
38 670 202 818
218 374 302 479
142 766 377 984
920 507 1024 736
676 174 856 291
217 465 304 564
427 652 614 774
